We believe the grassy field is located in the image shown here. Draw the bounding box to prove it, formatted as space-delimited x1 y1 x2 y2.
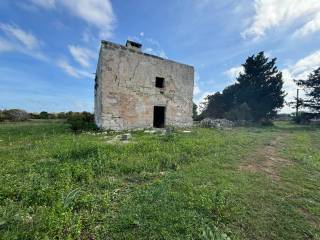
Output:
0 121 319 239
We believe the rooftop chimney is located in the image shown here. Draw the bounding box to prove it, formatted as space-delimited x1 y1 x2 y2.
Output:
126 40 142 52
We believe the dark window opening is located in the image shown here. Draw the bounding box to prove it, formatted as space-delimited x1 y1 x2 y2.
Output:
153 106 165 128
155 77 164 88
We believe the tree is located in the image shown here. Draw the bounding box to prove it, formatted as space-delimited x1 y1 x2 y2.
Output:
225 103 252 121
200 84 239 119
235 52 285 121
296 67 320 114
200 52 285 122
201 92 225 118
0 110 5 122
2 109 29 121
57 112 67 119
39 111 49 119
66 111 97 132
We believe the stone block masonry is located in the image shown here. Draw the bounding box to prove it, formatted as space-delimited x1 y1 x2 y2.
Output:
94 40 194 130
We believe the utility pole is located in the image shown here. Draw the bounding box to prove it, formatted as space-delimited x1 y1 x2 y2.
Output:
296 89 299 117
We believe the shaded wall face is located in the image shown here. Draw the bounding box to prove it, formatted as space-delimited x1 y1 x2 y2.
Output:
96 43 194 130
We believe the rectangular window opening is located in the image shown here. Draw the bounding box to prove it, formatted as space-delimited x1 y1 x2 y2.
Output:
155 77 165 88
153 106 165 128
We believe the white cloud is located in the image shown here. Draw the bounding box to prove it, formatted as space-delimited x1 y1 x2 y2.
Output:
0 23 41 50
144 47 153 54
224 66 244 80
0 23 47 61
28 0 116 38
193 84 200 96
143 37 168 59
242 0 320 39
31 0 56 9
193 0 212 10
195 91 215 112
139 32 144 37
57 59 92 78
82 29 96 43
60 0 115 38
145 37 160 47
289 50 320 79
144 46 168 59
158 50 168 59
193 71 201 96
68 45 96 68
293 13 320 38
0 38 14 52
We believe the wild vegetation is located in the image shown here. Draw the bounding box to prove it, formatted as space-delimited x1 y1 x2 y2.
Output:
292 67 320 123
0 121 319 239
197 53 320 126
200 52 285 122
0 110 96 132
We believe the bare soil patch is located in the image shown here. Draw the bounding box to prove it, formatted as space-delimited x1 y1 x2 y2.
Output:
239 135 292 181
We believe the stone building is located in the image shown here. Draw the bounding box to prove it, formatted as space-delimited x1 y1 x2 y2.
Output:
94 40 194 130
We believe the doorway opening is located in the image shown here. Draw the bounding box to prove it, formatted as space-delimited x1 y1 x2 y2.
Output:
153 106 165 128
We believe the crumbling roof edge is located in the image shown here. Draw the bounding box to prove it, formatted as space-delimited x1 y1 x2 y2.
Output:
100 40 194 69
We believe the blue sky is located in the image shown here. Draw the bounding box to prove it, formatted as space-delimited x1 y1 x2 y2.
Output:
1 0 320 113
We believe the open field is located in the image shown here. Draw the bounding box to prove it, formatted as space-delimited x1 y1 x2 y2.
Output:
0 121 319 239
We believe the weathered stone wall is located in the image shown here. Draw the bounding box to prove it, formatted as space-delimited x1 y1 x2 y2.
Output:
95 40 194 130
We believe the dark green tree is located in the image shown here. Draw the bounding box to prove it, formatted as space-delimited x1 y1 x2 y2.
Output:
225 103 252 121
200 52 285 122
200 84 239 119
201 92 227 118
296 67 320 113
39 111 49 119
235 52 285 121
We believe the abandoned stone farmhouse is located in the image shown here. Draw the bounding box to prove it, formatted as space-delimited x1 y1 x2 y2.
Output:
94 40 194 130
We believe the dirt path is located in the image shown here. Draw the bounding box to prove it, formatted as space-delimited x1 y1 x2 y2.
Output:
239 135 292 181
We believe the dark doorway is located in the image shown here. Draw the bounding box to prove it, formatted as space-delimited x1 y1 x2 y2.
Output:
153 106 165 128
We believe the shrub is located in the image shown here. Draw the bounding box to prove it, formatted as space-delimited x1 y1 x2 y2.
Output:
57 112 67 119
0 110 5 122
1 109 29 121
292 112 316 124
29 113 40 119
39 111 49 119
66 112 98 132
259 118 274 126
201 225 231 240
224 103 252 121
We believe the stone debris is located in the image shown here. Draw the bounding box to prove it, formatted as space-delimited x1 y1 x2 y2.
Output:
144 130 157 134
182 130 191 133
107 133 132 144
159 127 175 136
165 127 173 135
83 131 109 135
121 133 132 141
310 118 320 125
200 118 235 129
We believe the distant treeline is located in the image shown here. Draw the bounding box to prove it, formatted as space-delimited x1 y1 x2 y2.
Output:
0 109 97 132
0 109 92 122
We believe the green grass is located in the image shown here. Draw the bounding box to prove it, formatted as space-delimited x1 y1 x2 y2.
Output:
0 121 319 239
